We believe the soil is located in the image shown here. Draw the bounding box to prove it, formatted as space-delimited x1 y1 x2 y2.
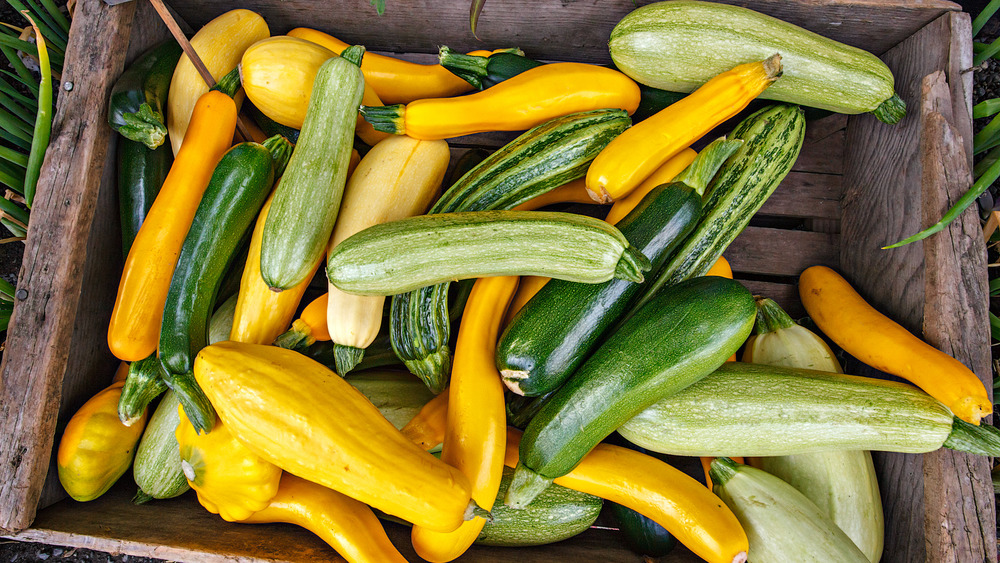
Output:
0 542 162 563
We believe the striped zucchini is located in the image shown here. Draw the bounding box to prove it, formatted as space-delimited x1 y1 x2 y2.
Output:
629 104 805 315
710 458 870 562
132 391 188 503
259 46 365 290
390 109 630 392
609 0 905 124
329 211 650 296
506 276 755 508
618 362 1000 456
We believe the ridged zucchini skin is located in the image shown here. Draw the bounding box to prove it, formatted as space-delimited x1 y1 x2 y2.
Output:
475 466 602 547
619 362 956 456
390 110 630 389
631 104 805 313
609 0 905 123
496 183 700 397
507 276 755 507
328 211 650 296
260 48 365 290
158 139 287 433
132 391 189 502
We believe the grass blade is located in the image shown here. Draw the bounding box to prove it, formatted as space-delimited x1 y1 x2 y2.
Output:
974 112 1000 155
0 277 15 300
2 69 38 96
0 299 13 331
884 156 1000 249
0 195 29 225
991 312 1000 342
990 277 1000 296
0 124 31 150
21 12 52 208
0 144 28 167
1 217 26 238
973 0 1000 36
975 99 1000 119
470 0 486 37
0 161 26 191
20 0 68 42
975 36 1000 66
0 77 37 110
37 0 70 34
0 107 36 139
0 90 36 124
10 4 66 52
976 145 1000 178
0 45 33 84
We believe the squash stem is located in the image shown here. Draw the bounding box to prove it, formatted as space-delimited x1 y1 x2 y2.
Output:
404 348 451 395
672 137 743 197
132 488 155 505
118 354 169 425
504 461 554 509
165 370 216 435
708 457 738 487
753 297 796 334
944 416 1000 456
211 67 242 98
262 134 293 178
340 45 365 68
359 104 405 135
333 344 365 376
614 246 651 283
873 94 906 125
438 46 490 89
273 319 315 351
117 103 167 150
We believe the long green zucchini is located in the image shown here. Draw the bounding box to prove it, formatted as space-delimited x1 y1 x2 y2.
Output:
628 104 805 315
609 0 905 124
505 276 755 508
118 140 171 257
107 40 183 149
259 46 365 291
159 136 291 433
710 458 870 562
495 139 739 397
328 210 650 296
132 390 188 503
619 362 1000 456
390 109 630 392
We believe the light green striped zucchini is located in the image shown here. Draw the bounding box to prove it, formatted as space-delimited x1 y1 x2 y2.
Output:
328 211 650 296
609 0 905 123
132 391 188 503
710 458 869 562
619 362 1000 457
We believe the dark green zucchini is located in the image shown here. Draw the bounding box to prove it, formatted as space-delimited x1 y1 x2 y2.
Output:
609 500 676 557
118 139 171 257
390 109 630 393
108 40 182 149
158 135 292 433
438 47 685 122
247 103 300 144
505 276 756 508
496 138 740 397
628 104 806 316
117 353 168 427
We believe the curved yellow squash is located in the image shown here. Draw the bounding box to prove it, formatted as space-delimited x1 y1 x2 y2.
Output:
193 341 475 532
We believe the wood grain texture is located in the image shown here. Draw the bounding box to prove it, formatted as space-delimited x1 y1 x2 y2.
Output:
726 227 839 276
169 0 957 62
918 71 994 563
840 12 991 563
0 0 137 534
756 172 843 220
733 279 804 318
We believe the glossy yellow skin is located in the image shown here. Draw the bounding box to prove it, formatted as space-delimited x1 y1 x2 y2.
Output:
193 341 474 532
586 56 781 203
287 27 475 104
231 195 320 345
57 363 147 502
240 36 389 146
395 63 641 140
706 256 733 278
326 135 450 349
411 276 518 562
800 265 991 425
401 391 449 450
603 148 698 224
504 429 748 563
241 473 408 563
502 276 551 328
511 178 596 212
167 9 269 155
175 407 282 522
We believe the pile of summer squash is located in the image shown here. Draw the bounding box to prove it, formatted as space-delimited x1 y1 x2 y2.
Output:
53 2 997 562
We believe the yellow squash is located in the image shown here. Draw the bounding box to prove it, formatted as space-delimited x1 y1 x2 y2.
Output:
241 473 408 563
411 276 518 562
799 265 991 425
287 27 475 104
326 135 450 374
193 341 476 532
586 55 781 203
240 36 389 146
361 63 641 140
503 276 550 328
166 9 269 155
57 363 147 502
602 148 698 224
401 390 449 451
511 178 597 211
273 293 330 350
230 195 320 345
175 407 282 522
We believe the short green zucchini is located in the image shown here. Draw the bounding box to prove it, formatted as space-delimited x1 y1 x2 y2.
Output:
618 362 1000 457
132 390 188 503
260 46 365 291
505 276 755 508
710 457 870 562
328 210 650 296
159 136 291 433
107 40 183 149
609 0 905 123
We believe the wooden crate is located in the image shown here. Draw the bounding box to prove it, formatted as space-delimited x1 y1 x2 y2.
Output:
0 0 991 560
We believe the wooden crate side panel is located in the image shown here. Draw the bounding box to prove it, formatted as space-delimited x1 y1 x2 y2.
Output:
841 12 992 563
0 0 137 534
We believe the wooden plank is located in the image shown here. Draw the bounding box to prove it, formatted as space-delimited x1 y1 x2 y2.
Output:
756 172 842 220
0 0 137 534
8 483 703 562
169 0 956 62
725 227 839 277
733 279 804 318
792 130 844 175
918 71 994 563
840 12 991 563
